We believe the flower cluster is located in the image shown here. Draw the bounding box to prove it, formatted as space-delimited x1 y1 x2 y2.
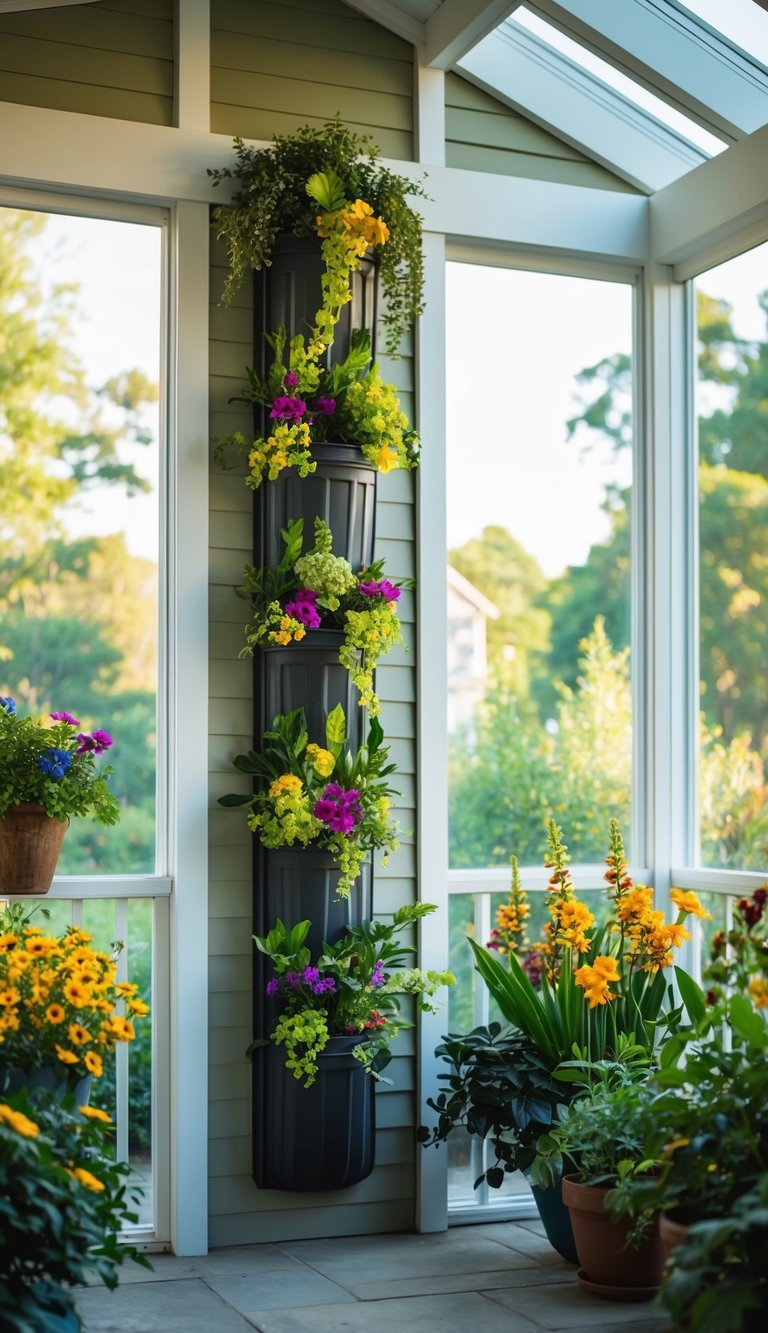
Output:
255 906 453 1086
219 705 400 898
706 883 768 1009
239 518 408 716
473 817 708 1063
0 699 119 825
215 320 420 487
0 908 149 1083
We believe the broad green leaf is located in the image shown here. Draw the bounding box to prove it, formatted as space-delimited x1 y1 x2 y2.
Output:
675 965 707 1027
326 704 347 749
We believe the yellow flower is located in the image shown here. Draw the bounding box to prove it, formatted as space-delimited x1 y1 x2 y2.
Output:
68 1023 92 1046
78 1105 112 1123
63 979 90 1008
55 1044 79 1065
0 1104 40 1138
269 773 303 798
0 932 18 953
306 744 335 777
72 1167 105 1192
84 1050 104 1076
0 986 20 1007
748 976 768 1008
376 445 398 473
127 997 150 1016
591 954 621 982
670 889 712 920
664 1137 691 1158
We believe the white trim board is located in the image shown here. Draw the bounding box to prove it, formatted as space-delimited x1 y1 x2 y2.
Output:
0 100 648 261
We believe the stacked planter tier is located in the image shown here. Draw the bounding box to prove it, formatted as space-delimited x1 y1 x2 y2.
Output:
252 236 378 1191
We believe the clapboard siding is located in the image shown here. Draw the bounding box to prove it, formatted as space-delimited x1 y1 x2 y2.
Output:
446 71 637 192
211 0 414 158
0 0 173 125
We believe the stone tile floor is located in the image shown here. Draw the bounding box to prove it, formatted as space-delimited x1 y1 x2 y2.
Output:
75 1219 674 1333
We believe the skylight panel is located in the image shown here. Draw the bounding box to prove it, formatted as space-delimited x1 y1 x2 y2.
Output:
678 0 768 67
511 6 727 158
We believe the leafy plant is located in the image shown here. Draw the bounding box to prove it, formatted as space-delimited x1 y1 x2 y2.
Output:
469 817 699 1063
219 704 400 897
0 697 119 825
208 116 427 356
238 517 409 716
0 1090 150 1332
660 1176 768 1332
254 905 453 1086
418 1022 573 1188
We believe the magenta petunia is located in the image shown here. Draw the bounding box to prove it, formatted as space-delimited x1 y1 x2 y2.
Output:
50 711 81 726
358 579 401 601
285 594 322 628
314 395 336 415
283 370 299 388
269 395 307 424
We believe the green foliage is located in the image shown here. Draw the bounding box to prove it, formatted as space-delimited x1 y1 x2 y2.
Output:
660 1177 768 1332
0 1090 150 1331
418 1023 571 1188
254 903 451 1086
208 117 427 355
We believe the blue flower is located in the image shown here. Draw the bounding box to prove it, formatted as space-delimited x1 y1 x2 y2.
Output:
0 696 17 714
39 748 73 780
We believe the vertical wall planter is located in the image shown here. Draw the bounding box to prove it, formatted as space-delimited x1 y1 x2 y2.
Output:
256 1036 375 1192
255 440 377 570
254 629 364 755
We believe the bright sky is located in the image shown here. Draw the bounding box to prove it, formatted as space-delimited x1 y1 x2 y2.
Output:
21 210 163 561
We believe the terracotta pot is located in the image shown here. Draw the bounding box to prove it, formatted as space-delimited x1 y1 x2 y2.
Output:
660 1209 690 1263
0 803 69 896
562 1173 665 1299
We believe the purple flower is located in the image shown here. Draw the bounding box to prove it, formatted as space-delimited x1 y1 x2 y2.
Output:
312 977 337 995
314 395 336 416
302 966 320 986
76 730 113 755
269 395 307 424
285 590 322 628
50 711 81 726
284 971 303 989
313 784 363 834
358 579 401 601
283 370 299 388
266 978 280 996
371 960 386 988
0 696 16 714
39 748 72 780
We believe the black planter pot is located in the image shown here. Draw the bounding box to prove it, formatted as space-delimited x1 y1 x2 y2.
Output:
255 1035 375 1191
253 233 378 381
255 847 373 958
255 440 377 572
254 628 365 755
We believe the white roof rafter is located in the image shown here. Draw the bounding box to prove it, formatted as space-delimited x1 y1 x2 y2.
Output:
458 22 707 192
423 1 521 68
531 0 768 141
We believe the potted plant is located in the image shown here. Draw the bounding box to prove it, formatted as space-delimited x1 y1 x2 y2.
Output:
0 1090 150 1331
530 1057 668 1298
0 902 150 1099
219 703 400 904
418 1021 580 1262
208 116 427 358
0 698 119 895
239 517 408 719
252 905 453 1190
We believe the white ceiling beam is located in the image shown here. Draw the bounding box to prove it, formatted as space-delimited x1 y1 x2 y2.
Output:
650 120 768 271
339 0 424 47
458 24 706 193
532 0 768 141
424 0 521 69
0 98 648 262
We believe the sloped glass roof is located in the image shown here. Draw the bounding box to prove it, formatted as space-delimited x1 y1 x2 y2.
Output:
680 0 768 65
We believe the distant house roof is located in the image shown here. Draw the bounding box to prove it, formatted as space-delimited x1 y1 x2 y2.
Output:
447 564 500 619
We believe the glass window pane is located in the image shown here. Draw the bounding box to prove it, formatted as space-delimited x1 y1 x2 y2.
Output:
447 263 634 867
0 208 161 874
693 243 768 870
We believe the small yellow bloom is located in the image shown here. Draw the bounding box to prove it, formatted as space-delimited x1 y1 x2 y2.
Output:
0 932 18 953
68 1023 92 1047
78 1105 112 1123
670 889 712 920
376 445 398 473
269 773 303 798
0 1104 40 1138
0 987 20 1007
84 1050 104 1077
127 997 150 1017
72 1167 105 1192
748 976 768 1009
55 1044 79 1065
63 979 90 1009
